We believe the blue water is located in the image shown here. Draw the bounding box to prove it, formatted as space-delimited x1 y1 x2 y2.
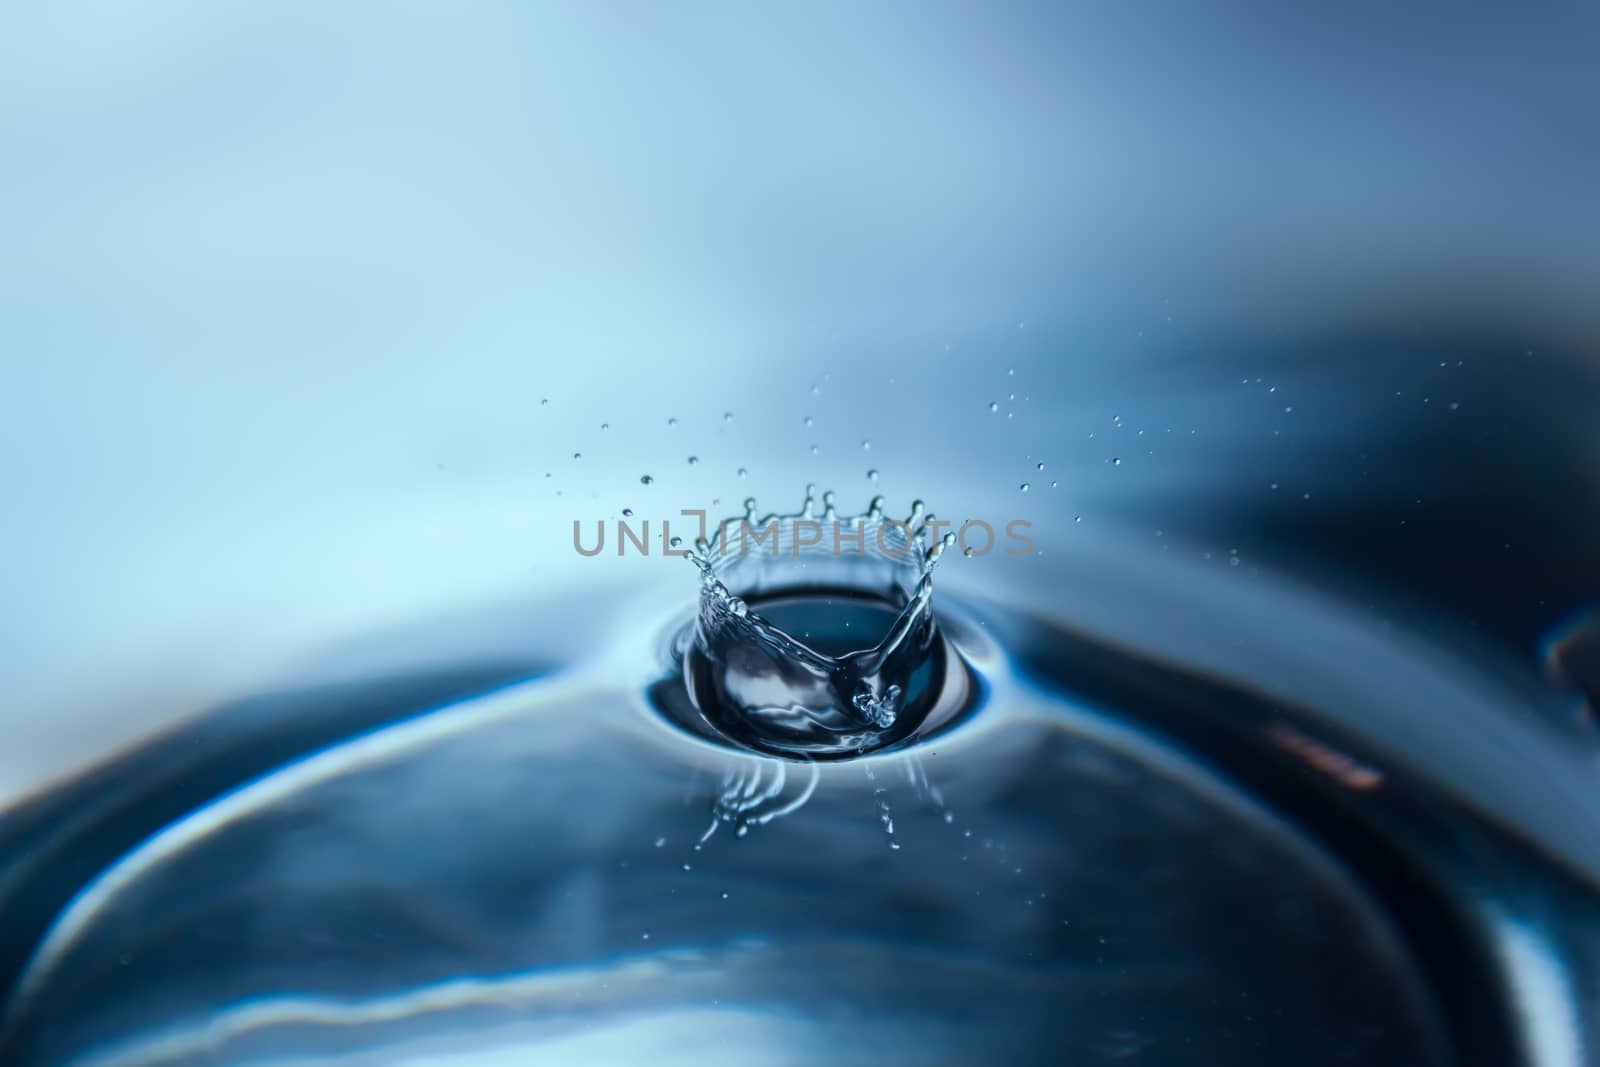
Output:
2 546 1597 1066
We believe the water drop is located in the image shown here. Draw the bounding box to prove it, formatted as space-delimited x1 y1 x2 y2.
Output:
1075 516 1082 523
1112 457 1121 466
867 469 879 482
810 384 821 395
1051 480 1058 488
622 508 634 517
670 536 683 548
601 422 609 430
667 417 678 426
1020 483 1030 492
861 440 871 451
573 452 582 461
804 416 814 427
724 412 734 422
737 467 748 479
688 456 699 465
540 398 549 406
810 444 819 455
1035 462 1045 471
641 475 654 485
988 402 999 413
663 488 979 761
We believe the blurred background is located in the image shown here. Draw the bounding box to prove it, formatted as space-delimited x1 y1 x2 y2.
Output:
2 1 1596 803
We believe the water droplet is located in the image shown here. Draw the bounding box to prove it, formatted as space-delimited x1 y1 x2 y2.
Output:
810 444 819 455
1051 480 1058 488
1074 515 1082 522
723 411 734 422
670 536 683 548
573 452 582 460
810 384 821 395
540 398 549 406
988 402 999 412
1449 401 1460 411
1007 368 1015 376
667 416 678 426
687 456 699 465
1019 482 1030 492
737 467 748 479
1112 457 1121 466
867 469 879 482
804 416 814 427
671 488 974 761
622 508 634 517
600 422 609 430
641 474 654 485
861 440 871 451
1035 462 1044 471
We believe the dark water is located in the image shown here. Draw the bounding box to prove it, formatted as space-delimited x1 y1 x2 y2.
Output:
1 560 1597 1066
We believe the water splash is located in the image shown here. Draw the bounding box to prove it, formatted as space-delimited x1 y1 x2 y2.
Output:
674 486 967 759
695 761 821 845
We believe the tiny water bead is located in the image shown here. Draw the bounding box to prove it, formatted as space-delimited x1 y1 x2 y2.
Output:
1020 483 1030 492
989 402 999 413
640 475 654 485
688 456 699 465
